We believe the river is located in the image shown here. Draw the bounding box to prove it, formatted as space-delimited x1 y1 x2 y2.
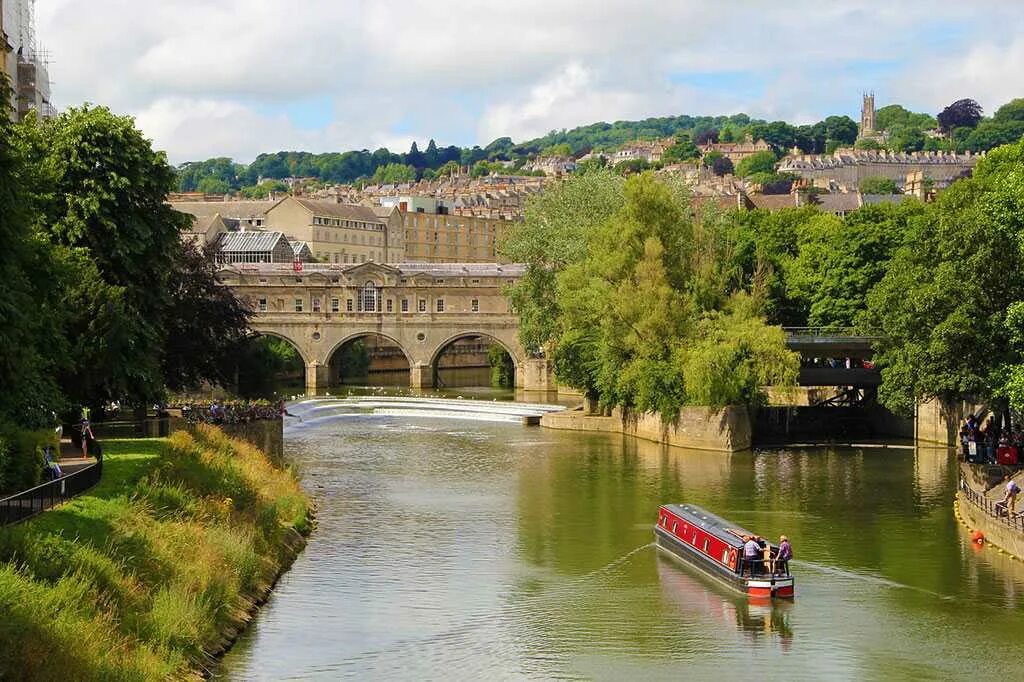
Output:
219 397 1024 680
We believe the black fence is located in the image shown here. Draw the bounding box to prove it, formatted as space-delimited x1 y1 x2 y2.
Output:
959 474 1024 534
0 459 103 527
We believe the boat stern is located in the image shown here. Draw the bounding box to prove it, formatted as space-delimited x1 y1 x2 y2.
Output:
746 576 795 600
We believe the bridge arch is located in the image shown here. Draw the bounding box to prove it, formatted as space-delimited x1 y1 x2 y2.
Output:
428 330 524 389
326 331 413 387
250 329 310 366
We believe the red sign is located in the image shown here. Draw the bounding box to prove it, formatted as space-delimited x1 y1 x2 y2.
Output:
293 258 304 272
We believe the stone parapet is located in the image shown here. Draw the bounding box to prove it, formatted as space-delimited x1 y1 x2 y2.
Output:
540 405 751 452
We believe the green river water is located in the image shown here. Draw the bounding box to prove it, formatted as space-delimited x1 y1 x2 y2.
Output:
218 399 1024 681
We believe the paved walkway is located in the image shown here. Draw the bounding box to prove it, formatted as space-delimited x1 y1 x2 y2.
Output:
57 438 96 475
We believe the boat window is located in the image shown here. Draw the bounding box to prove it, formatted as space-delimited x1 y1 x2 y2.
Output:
672 522 678 534
722 548 730 564
703 539 709 553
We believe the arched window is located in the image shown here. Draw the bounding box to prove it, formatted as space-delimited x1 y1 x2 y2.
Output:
359 281 378 312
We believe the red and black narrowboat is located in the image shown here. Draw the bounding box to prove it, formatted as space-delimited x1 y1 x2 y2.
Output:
655 503 794 600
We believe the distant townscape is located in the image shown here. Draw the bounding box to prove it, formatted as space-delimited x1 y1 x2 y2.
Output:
170 93 1021 267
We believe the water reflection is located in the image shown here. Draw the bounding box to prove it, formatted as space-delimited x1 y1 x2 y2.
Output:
656 555 794 647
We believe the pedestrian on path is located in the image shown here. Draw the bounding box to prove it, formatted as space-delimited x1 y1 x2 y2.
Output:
1003 475 1020 517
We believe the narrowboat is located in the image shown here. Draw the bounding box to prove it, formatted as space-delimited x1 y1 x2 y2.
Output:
655 504 794 600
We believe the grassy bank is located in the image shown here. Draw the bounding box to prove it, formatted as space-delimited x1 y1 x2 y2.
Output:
0 425 311 680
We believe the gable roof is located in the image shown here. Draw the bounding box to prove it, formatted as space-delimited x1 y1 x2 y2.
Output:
171 200 277 221
287 197 383 223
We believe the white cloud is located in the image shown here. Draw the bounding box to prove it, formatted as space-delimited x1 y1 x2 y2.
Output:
33 0 1024 163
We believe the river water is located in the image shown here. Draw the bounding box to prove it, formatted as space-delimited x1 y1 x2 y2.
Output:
219 398 1024 680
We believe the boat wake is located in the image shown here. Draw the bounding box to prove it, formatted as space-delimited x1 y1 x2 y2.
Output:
792 560 955 600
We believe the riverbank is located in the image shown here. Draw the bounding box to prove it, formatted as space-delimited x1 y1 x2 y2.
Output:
0 424 312 680
540 404 751 452
955 464 1024 561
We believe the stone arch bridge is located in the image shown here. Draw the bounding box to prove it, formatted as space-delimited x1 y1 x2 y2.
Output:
218 261 554 392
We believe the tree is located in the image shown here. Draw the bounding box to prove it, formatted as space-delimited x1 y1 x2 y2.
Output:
551 173 797 414
705 153 734 177
239 180 288 198
500 169 625 355
735 150 777 178
161 241 252 392
787 201 921 328
0 77 65 426
661 135 700 163
875 105 936 132
694 129 719 145
823 116 858 147
961 119 1024 153
371 163 416 184
196 176 231 194
887 124 926 152
24 105 190 406
542 143 573 157
858 176 898 194
405 141 425 169
862 138 1024 415
937 98 983 133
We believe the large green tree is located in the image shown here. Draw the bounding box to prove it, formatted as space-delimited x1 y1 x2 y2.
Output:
546 173 797 414
788 201 922 329
499 169 625 355
735 150 777 178
863 139 1024 415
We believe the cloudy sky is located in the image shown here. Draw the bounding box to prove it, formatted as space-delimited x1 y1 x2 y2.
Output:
36 0 1024 164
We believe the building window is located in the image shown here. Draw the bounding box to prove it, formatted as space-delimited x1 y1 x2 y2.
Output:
312 297 321 313
471 299 479 313
258 298 267 312
331 298 340 313
346 299 353 312
401 298 409 313
360 281 378 312
294 298 303 312
436 299 444 313
418 299 427 313
386 299 393 313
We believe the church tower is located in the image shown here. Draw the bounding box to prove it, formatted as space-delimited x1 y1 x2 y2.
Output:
859 92 876 138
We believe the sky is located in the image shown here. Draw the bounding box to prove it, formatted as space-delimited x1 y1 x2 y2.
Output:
35 0 1024 165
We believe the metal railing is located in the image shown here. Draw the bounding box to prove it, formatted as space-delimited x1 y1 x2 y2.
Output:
0 459 103 527
959 474 1024 533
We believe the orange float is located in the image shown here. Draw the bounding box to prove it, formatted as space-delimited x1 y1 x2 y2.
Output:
971 530 985 544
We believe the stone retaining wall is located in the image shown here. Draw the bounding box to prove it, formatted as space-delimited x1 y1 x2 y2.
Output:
956 493 1024 560
540 405 751 452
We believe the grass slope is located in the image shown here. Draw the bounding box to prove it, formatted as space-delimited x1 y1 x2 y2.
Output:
0 425 311 680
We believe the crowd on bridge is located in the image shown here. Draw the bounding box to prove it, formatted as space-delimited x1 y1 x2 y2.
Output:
960 413 1024 465
175 400 286 425
800 356 875 369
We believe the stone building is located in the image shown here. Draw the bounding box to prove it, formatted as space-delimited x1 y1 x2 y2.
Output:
777 149 978 191
399 210 507 262
264 196 402 265
698 135 772 164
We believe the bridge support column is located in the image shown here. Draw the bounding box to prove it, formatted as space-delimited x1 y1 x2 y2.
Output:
305 362 329 393
409 362 434 389
520 358 555 392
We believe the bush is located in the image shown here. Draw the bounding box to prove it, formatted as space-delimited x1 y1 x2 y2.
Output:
0 426 55 494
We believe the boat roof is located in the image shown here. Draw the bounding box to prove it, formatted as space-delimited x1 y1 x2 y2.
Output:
661 503 764 549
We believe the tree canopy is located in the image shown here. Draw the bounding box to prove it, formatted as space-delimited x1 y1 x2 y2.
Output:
862 138 1024 414
937 98 984 133
735 150 778 178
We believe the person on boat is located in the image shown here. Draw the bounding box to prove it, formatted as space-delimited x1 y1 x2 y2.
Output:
776 536 792 576
742 535 761 576
762 538 774 575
